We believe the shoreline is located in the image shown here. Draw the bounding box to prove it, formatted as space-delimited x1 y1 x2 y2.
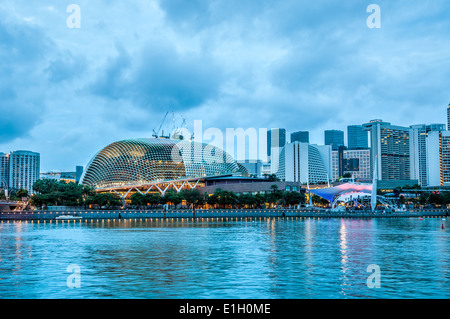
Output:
0 208 448 221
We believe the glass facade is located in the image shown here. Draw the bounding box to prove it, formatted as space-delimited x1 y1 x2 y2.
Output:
291 131 309 143
347 125 368 149
324 130 344 150
81 138 248 190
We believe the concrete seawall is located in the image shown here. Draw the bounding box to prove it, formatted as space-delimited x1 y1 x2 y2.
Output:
0 209 448 221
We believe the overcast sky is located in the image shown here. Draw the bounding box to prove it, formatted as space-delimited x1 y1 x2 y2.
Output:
1 0 450 172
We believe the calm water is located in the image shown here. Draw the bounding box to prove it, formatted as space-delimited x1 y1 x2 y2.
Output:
0 217 448 299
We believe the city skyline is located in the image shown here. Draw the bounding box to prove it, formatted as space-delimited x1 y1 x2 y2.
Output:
1 1 450 172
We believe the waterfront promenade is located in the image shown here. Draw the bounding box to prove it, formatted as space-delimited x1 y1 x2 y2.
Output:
0 208 448 221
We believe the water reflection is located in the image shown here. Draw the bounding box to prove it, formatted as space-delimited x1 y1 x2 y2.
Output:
0 218 448 299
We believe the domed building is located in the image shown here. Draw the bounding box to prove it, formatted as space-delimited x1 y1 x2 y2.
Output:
81 137 248 196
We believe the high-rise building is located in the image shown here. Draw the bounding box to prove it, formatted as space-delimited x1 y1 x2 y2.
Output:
267 128 286 158
237 160 262 177
75 166 83 183
363 120 411 181
410 124 445 186
324 130 344 150
290 131 309 143
8 150 40 195
331 148 371 181
0 153 9 189
447 103 450 131
426 130 450 186
275 142 332 184
347 125 368 149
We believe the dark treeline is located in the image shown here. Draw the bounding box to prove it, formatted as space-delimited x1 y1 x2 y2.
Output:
130 187 306 209
5 180 450 210
30 179 122 209
27 179 306 210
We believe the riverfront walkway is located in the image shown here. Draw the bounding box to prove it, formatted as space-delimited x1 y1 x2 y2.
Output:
0 208 448 221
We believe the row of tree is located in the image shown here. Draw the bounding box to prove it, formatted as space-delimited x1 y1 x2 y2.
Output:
31 179 122 208
28 179 307 209
124 188 307 209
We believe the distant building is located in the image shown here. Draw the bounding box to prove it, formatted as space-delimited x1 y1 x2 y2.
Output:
275 142 332 184
290 131 309 143
260 162 272 176
347 125 368 149
237 160 262 177
426 130 450 187
447 103 450 131
40 169 82 183
332 148 371 181
75 166 83 183
324 130 344 150
410 124 445 186
8 150 40 195
363 120 411 181
267 128 286 158
0 153 9 188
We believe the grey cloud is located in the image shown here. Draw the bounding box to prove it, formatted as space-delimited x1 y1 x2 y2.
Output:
45 52 88 83
0 15 53 143
90 41 224 112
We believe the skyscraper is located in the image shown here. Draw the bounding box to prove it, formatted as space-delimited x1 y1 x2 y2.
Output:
290 131 309 143
267 128 286 158
410 124 445 186
347 125 368 149
8 150 40 195
427 130 450 186
447 103 450 130
331 148 371 181
324 130 344 150
0 153 9 189
363 120 411 181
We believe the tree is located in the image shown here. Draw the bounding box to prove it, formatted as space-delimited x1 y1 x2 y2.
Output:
162 189 183 207
130 192 145 207
16 189 28 199
144 193 161 208
284 191 305 207
238 193 256 208
181 189 205 208
264 174 280 181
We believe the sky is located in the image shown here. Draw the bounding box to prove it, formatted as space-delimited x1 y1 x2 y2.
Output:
1 0 450 172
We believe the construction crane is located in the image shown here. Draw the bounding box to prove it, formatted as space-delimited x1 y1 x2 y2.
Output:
152 111 170 138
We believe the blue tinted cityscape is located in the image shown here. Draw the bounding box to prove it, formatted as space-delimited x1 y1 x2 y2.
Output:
0 1 449 306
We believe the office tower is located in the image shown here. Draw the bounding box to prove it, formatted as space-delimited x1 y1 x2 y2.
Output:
332 148 371 181
9 150 40 195
426 130 450 186
237 160 262 177
0 153 9 189
267 128 286 158
410 124 445 186
363 120 411 181
75 166 83 183
290 131 309 143
447 103 450 131
276 142 332 184
324 130 344 150
347 125 368 149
